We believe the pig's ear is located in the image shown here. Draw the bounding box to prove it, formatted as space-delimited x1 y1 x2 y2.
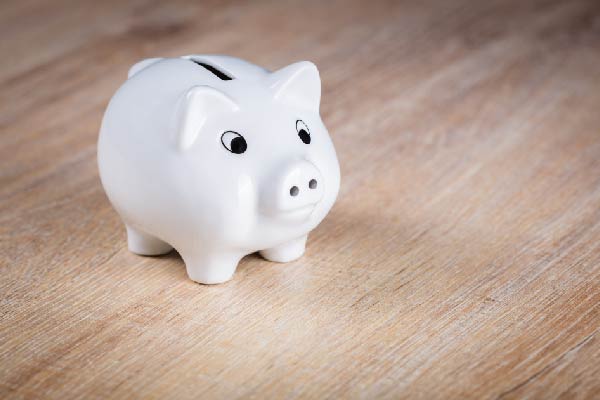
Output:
175 85 239 151
266 61 321 111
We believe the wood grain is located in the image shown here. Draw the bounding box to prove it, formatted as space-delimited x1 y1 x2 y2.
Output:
1 0 599 398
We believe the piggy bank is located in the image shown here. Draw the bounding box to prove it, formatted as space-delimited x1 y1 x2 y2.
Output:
97 55 340 284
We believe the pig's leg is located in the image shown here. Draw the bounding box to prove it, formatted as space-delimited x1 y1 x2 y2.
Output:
181 250 242 284
125 225 173 256
259 235 307 263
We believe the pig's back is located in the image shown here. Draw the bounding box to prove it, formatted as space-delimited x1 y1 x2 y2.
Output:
99 56 267 150
100 59 213 147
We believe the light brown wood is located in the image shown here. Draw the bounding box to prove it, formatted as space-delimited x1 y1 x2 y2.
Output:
1 0 599 398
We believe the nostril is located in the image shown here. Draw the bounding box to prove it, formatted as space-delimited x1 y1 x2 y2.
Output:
309 179 317 189
290 186 299 196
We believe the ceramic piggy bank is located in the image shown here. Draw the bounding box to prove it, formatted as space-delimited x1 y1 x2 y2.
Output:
97 55 340 284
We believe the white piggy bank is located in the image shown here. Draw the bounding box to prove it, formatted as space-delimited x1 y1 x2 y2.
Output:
97 55 340 284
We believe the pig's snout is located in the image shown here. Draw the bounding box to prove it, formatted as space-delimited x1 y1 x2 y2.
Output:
261 159 324 219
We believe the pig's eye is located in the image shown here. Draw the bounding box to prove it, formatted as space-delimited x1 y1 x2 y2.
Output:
221 131 247 154
296 120 311 144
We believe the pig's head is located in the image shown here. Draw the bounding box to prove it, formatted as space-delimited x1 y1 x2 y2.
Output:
173 60 340 250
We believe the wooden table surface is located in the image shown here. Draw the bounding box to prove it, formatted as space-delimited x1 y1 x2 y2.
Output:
1 0 599 398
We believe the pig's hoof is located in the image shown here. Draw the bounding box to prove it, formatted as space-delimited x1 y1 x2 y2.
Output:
182 253 241 284
260 235 307 263
126 225 173 256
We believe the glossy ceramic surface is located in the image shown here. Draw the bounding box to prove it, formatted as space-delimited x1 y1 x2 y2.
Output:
98 55 340 284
